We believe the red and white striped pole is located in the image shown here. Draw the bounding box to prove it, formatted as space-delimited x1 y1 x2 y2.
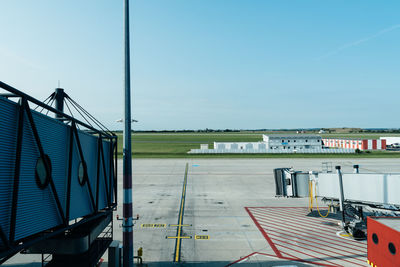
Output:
123 0 133 266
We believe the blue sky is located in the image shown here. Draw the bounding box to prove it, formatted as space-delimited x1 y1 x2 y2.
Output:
1 1 400 130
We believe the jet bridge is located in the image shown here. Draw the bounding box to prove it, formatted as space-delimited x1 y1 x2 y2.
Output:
274 164 400 239
311 169 400 208
0 81 118 266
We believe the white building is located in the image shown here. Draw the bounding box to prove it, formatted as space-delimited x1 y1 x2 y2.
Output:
213 142 266 150
263 134 322 151
212 134 323 151
189 134 353 154
200 144 209 149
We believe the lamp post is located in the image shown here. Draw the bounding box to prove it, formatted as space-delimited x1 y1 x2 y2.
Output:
123 0 133 266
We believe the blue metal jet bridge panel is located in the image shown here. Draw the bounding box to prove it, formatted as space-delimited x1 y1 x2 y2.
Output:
0 97 19 244
0 94 116 247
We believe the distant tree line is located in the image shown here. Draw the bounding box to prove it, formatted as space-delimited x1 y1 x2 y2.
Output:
111 128 400 134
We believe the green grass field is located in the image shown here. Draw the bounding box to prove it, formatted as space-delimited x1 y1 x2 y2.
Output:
115 132 400 158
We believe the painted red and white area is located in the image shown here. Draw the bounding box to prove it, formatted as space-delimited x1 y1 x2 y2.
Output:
236 207 367 267
322 138 386 150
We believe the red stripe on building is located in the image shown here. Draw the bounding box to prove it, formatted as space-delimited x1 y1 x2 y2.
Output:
322 138 386 150
362 140 368 150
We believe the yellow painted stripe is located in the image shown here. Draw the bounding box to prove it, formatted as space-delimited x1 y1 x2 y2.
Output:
167 236 191 239
195 235 210 240
339 233 351 237
174 163 189 262
141 223 166 228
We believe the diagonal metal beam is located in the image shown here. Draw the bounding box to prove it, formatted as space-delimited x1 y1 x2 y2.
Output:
109 140 114 205
72 122 96 211
24 101 66 225
113 139 118 205
99 135 111 206
95 136 101 211
65 125 74 223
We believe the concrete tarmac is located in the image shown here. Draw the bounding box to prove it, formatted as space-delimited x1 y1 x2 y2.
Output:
114 158 400 266
5 158 400 266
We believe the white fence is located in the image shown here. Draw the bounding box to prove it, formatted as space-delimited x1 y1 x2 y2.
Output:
188 148 355 154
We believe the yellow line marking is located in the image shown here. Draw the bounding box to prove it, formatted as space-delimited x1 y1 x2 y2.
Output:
195 235 209 240
170 224 191 227
339 233 351 237
174 163 188 262
175 195 184 261
167 236 191 239
140 223 166 228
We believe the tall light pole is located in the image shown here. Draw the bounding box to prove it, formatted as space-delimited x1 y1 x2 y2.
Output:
123 0 133 266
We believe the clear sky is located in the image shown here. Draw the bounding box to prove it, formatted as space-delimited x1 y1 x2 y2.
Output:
1 1 400 130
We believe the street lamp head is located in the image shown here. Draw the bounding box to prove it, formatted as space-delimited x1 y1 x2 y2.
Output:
116 119 138 123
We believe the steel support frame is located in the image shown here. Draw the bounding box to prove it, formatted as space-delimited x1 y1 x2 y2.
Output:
0 208 115 265
65 125 74 223
71 122 96 211
109 141 114 206
10 99 68 240
0 81 119 264
95 134 113 212
96 137 101 212
0 81 114 139
113 139 118 206
24 100 67 225
9 99 25 243
99 135 111 207
67 123 115 220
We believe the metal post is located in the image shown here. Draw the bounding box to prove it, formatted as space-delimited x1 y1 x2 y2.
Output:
335 166 346 224
353 164 359 174
54 88 64 119
123 0 133 266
